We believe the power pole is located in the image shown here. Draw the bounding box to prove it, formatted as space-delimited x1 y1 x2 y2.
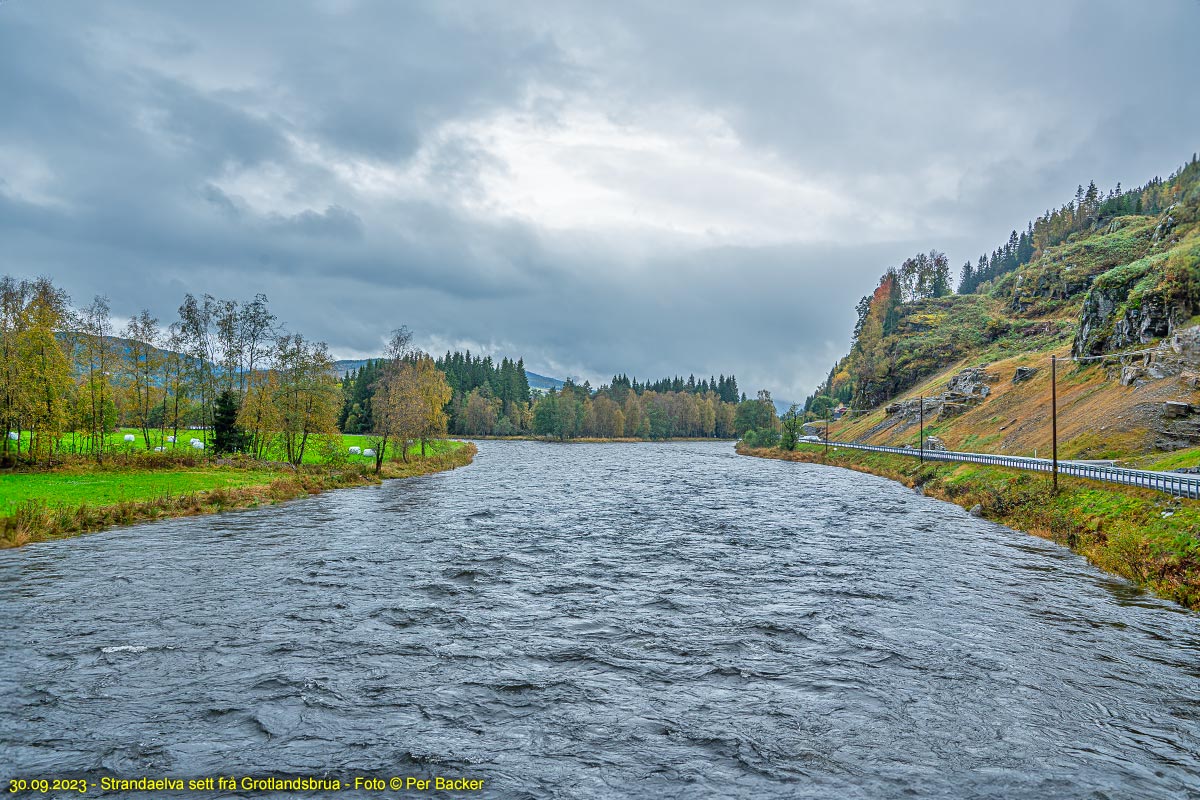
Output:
825 408 830 459
1051 355 1058 493
919 396 924 464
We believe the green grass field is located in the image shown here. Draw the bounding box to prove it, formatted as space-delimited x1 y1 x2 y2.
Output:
0 433 466 516
0 468 285 515
3 428 458 465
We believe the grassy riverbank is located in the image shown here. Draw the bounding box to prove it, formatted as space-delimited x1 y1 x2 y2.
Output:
738 443 1200 610
0 441 476 548
464 435 736 443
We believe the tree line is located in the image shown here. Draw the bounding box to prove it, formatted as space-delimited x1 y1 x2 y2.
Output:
1 274 767 468
958 154 1200 294
531 382 776 441
342 349 758 440
0 278 450 469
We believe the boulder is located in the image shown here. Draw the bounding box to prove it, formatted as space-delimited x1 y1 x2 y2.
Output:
1012 366 1038 384
946 367 998 398
1120 365 1148 387
1163 401 1192 419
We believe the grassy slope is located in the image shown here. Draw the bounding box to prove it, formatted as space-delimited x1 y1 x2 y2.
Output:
0 440 475 548
829 204 1200 466
740 443 1199 610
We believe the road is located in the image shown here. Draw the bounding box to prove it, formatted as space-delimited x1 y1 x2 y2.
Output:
821 440 1200 499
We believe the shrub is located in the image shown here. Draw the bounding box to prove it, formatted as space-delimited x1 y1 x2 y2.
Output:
743 427 781 449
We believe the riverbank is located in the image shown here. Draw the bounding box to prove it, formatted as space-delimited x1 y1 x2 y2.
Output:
738 443 1200 610
0 442 476 548
465 435 736 443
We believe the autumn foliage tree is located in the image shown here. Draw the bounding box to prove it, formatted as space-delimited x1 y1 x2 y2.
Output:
271 333 340 465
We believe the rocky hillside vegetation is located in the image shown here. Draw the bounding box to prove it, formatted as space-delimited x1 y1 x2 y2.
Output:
807 154 1200 465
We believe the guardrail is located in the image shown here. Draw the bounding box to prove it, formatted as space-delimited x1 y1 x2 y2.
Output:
819 440 1200 499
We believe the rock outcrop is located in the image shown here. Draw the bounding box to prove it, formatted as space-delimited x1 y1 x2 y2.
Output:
946 367 999 398
1073 263 1176 357
867 367 999 437
1012 366 1038 383
1073 206 1195 358
1102 325 1200 387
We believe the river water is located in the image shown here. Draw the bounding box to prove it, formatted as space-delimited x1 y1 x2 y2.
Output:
2 441 1199 798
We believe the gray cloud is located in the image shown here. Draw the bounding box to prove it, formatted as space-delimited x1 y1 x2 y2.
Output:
1 0 1197 402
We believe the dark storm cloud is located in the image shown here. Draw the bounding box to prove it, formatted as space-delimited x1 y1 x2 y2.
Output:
1 0 1197 401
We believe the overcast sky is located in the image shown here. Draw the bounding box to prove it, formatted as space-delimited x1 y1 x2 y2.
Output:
2 1 1197 400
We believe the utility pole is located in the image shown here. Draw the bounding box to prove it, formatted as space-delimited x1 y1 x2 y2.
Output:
1051 355 1058 493
825 408 830 459
919 396 924 464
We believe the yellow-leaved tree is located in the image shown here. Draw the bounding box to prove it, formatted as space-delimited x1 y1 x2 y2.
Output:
414 354 451 456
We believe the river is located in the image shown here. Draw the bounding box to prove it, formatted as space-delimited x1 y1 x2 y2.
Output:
2 441 1199 798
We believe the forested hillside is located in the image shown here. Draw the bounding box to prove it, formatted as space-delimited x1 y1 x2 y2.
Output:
805 153 1200 461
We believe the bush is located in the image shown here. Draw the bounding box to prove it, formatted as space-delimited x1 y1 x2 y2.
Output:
742 427 781 449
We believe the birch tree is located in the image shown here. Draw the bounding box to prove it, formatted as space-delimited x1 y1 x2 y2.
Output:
78 296 117 462
272 333 339 465
365 327 415 473
19 278 71 465
122 310 162 449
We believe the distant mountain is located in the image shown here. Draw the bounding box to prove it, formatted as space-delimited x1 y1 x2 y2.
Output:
333 359 373 378
772 398 796 416
526 371 563 391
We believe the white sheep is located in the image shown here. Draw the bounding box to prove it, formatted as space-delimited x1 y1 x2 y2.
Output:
6 431 16 441
348 446 361 455
191 440 205 449
362 448 376 458
166 436 175 443
154 446 165 452
124 434 136 442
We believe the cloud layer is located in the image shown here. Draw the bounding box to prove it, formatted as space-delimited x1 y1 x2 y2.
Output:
2 0 1197 400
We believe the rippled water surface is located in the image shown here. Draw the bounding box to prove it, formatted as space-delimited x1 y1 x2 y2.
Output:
3 441 1200 798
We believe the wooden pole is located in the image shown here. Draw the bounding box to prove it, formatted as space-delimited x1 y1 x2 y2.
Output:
919 396 924 464
820 410 830 460
1051 355 1058 493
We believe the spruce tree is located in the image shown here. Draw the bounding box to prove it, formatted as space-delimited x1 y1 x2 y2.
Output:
213 389 248 454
